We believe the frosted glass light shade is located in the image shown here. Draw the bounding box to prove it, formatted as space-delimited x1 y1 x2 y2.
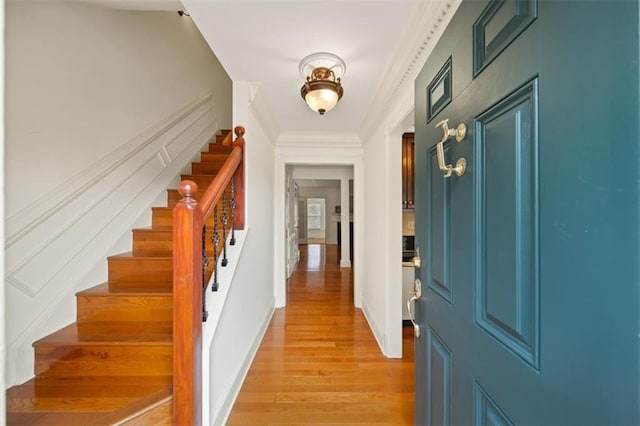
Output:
304 88 340 114
298 52 347 115
300 66 344 115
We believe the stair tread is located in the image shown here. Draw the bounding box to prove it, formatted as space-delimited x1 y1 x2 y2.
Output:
203 148 233 155
34 323 172 346
167 189 228 194
194 158 229 163
133 226 173 233
181 173 218 178
107 251 171 261
7 412 111 424
8 376 171 398
196 155 230 160
208 142 233 149
7 377 171 419
167 189 231 202
77 282 172 296
167 189 208 194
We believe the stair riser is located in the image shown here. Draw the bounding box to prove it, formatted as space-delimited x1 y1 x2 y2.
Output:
180 175 217 188
208 142 233 153
149 213 173 228
200 153 230 161
108 258 172 282
133 240 220 257
209 131 233 149
133 241 173 256
152 204 228 227
35 346 172 377
201 152 235 162
167 189 231 208
77 296 172 323
108 255 219 283
132 229 172 255
167 189 204 206
133 244 220 257
215 130 231 142
191 162 225 175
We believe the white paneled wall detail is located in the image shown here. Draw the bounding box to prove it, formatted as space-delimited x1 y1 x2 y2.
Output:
5 93 221 384
6 94 216 295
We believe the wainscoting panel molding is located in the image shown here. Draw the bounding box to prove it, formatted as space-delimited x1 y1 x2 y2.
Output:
5 92 223 385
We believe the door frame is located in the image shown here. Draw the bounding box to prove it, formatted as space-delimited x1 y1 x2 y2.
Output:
273 141 363 309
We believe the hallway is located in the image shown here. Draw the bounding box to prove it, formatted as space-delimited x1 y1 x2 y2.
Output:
227 244 414 424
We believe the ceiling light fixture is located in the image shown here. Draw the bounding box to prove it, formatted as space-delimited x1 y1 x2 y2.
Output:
299 52 346 115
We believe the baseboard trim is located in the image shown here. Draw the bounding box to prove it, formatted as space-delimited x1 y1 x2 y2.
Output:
361 301 385 356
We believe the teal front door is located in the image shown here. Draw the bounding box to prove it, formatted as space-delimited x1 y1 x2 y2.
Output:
413 0 639 423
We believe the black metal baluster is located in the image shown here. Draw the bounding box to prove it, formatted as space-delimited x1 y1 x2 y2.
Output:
201 224 209 321
221 193 229 266
230 179 237 246
211 205 219 291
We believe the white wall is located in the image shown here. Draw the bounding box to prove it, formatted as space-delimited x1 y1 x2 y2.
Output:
207 82 276 425
1 0 6 417
6 2 231 216
5 1 232 386
361 131 403 358
359 0 461 359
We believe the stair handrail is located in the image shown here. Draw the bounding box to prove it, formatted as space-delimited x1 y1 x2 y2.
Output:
172 126 245 425
198 129 245 228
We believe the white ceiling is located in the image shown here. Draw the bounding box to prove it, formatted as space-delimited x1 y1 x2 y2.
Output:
183 0 418 137
82 0 446 140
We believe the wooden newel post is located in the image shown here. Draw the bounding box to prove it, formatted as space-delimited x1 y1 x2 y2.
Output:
173 180 203 426
232 126 246 230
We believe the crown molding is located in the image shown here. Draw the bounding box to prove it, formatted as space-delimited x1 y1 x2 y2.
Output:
359 0 461 141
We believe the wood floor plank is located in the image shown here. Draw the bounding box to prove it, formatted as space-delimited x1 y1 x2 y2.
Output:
227 244 414 425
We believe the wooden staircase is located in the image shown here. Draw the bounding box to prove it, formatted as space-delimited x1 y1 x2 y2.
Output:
6 130 235 425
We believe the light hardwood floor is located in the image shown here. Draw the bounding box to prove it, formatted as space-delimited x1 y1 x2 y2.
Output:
227 244 415 425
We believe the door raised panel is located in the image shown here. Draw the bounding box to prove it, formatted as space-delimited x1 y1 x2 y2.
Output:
427 145 453 303
427 57 453 123
474 382 514 426
427 327 452 426
473 0 538 76
473 78 540 369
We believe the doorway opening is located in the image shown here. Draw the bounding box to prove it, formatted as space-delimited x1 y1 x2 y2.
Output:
277 163 358 309
306 197 326 244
